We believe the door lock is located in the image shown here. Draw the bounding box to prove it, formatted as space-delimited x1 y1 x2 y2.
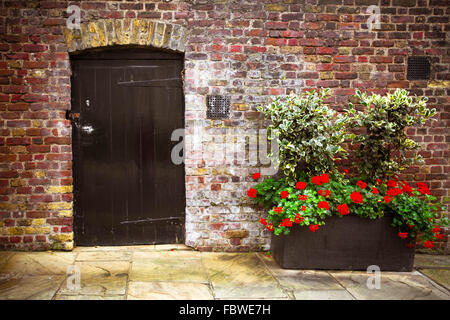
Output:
66 111 81 127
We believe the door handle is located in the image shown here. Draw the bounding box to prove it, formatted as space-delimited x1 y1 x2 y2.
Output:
66 111 81 127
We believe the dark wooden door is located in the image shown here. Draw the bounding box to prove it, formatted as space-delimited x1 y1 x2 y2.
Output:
70 48 185 246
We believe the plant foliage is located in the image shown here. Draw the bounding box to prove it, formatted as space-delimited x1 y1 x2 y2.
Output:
346 89 436 183
257 89 349 180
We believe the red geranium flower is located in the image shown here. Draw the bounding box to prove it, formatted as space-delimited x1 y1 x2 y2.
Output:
424 240 433 249
417 182 427 188
417 182 431 195
294 213 304 224
280 218 293 227
398 232 408 239
356 180 367 189
343 169 349 175
432 226 441 234
273 207 283 214
266 223 274 231
298 194 308 201
320 173 330 184
247 188 257 198
337 203 349 216
417 182 428 189
371 187 379 194
296 181 307 190
260 218 267 225
386 189 395 197
387 188 402 197
376 178 382 185
384 196 392 203
300 205 307 211
280 190 289 199
318 201 330 210
387 180 397 188
401 182 413 196
350 191 363 204
311 176 322 186
319 189 331 197
252 172 261 180
309 224 319 232
435 233 444 240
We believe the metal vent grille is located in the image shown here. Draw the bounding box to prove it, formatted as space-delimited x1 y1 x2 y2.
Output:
407 56 430 80
206 95 230 119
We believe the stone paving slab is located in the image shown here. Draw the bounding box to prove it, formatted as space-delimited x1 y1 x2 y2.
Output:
293 289 355 300
202 253 288 299
0 252 14 268
57 261 129 296
0 249 448 300
76 251 133 262
413 254 450 290
130 258 207 283
414 254 450 268
127 281 214 300
0 252 77 276
55 294 125 300
329 270 449 300
419 269 450 290
0 274 64 300
259 253 343 291
133 250 201 260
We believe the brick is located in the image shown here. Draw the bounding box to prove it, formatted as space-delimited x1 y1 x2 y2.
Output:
23 44 46 52
335 72 357 79
6 137 31 145
49 232 73 242
333 56 355 63
265 21 289 30
317 47 335 55
225 230 249 239
392 0 416 6
44 137 71 145
370 56 393 64
46 186 73 194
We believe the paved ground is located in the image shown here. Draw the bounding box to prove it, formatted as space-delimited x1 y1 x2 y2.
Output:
0 244 448 300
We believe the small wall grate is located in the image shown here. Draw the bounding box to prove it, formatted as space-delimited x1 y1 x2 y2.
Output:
206 95 230 119
407 56 431 80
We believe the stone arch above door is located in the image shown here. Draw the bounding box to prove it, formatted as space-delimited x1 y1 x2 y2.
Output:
63 19 189 53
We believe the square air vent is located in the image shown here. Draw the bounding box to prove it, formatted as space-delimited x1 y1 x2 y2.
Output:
206 95 230 119
407 56 431 80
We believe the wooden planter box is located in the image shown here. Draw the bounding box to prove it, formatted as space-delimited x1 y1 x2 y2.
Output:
270 214 415 271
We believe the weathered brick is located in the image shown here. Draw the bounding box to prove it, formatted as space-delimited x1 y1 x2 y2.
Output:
225 230 249 239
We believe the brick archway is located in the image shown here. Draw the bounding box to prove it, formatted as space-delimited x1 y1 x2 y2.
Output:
63 19 189 53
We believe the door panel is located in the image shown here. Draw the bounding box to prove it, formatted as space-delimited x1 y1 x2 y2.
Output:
71 50 185 246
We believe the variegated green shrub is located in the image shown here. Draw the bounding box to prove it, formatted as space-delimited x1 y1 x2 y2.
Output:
257 88 349 180
347 89 436 183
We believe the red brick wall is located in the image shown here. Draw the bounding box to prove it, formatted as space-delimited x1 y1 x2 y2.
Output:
0 0 448 252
